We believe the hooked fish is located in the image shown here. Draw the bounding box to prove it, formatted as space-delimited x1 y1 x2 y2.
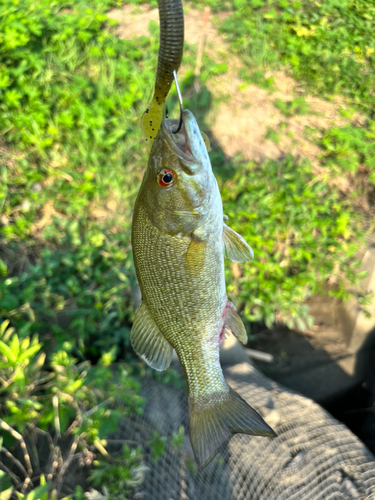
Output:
131 110 275 469
141 0 184 147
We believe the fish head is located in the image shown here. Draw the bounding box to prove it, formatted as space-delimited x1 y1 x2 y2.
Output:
140 110 216 235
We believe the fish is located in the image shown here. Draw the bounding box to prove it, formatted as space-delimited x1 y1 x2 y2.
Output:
141 0 184 148
131 110 276 469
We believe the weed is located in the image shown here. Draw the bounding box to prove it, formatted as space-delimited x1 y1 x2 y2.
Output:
89 445 145 500
218 0 375 113
0 3 184 494
274 97 310 117
239 68 275 91
317 120 375 211
0 0 157 358
264 126 281 145
319 121 375 180
219 154 364 329
0 320 144 498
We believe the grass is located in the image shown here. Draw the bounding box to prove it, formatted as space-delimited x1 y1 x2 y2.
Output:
0 0 153 362
218 0 375 114
1 0 373 350
274 97 310 117
219 154 363 329
319 121 375 179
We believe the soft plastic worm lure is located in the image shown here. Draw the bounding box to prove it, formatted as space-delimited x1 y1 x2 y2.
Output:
141 0 184 147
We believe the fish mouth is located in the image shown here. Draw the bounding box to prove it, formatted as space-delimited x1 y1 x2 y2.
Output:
161 114 200 166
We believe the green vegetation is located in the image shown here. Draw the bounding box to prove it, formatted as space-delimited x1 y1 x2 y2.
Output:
1 0 374 495
0 320 144 498
274 97 310 117
264 126 281 144
0 0 156 358
219 0 375 112
1 220 136 360
220 155 363 329
319 121 375 180
89 446 145 500
206 0 375 325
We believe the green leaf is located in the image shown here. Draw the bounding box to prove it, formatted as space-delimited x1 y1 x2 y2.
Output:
98 410 123 439
0 487 13 500
0 340 17 363
23 483 50 500
0 321 10 337
171 426 185 448
147 431 167 463
19 343 42 363
10 335 19 359
0 259 8 276
0 294 19 311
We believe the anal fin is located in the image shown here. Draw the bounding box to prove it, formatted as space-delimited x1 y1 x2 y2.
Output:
222 300 247 345
131 302 173 371
223 223 254 262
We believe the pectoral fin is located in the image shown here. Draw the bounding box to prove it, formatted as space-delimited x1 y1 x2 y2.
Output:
201 131 212 152
223 300 247 344
131 302 173 371
223 224 254 262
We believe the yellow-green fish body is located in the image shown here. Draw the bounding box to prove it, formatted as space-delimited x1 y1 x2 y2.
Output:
131 110 275 468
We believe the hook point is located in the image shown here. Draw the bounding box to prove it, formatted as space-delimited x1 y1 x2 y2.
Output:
172 70 183 134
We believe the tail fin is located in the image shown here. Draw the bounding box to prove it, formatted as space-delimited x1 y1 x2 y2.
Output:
189 386 276 469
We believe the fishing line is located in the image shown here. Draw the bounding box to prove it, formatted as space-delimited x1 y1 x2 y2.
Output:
172 70 183 134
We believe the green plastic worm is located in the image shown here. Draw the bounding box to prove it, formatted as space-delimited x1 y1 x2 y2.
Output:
141 0 184 147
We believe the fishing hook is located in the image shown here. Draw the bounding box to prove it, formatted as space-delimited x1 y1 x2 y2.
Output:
172 70 183 134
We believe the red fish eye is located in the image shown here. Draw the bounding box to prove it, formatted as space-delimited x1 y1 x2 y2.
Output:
157 169 175 187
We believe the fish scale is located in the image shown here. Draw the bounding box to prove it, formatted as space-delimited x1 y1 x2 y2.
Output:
132 203 225 400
